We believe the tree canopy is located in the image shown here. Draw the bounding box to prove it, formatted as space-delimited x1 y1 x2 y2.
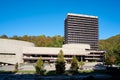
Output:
35 57 44 75
55 50 65 74
70 56 79 72
0 35 64 47
99 34 120 66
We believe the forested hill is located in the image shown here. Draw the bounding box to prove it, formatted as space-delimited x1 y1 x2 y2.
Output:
99 34 120 51
99 34 120 65
0 35 64 47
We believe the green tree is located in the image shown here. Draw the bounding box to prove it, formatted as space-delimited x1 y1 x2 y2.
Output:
52 35 64 47
70 56 79 72
22 35 29 41
0 34 64 47
79 61 85 70
0 34 8 38
55 50 65 74
105 52 116 67
35 57 44 75
99 34 120 66
11 35 21 40
15 62 18 71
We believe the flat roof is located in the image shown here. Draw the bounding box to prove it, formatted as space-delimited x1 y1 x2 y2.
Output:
67 13 98 18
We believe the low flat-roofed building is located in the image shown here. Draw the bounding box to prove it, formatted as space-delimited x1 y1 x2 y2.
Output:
0 39 104 64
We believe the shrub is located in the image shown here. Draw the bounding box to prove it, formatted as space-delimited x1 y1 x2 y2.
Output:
79 61 85 70
70 56 79 72
35 57 44 75
15 62 18 71
55 50 65 74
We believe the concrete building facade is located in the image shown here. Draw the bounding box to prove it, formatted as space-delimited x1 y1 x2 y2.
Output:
0 39 104 65
0 39 34 64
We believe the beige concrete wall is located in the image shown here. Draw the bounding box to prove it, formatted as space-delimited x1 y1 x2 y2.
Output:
0 39 34 64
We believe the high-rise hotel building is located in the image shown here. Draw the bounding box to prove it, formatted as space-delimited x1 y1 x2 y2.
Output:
64 13 98 50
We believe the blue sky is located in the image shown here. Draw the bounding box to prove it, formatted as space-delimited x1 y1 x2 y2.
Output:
0 0 120 39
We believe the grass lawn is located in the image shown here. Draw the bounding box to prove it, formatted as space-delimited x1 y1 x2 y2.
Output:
0 70 35 74
0 70 16 74
0 69 107 75
16 70 36 74
44 69 107 76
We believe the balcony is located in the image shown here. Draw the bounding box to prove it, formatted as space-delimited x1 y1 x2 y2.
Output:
23 56 72 60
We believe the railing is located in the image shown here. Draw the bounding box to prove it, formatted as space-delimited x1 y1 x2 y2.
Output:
23 56 72 60
85 57 102 60
86 54 103 56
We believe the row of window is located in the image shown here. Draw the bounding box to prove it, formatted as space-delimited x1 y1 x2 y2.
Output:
67 25 98 28
0 55 15 58
67 20 98 24
0 53 15 55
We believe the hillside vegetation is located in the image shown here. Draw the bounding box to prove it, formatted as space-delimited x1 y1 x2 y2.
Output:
0 35 64 47
99 34 120 66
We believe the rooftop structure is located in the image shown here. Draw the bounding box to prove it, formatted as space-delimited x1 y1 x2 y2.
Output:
67 13 98 18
